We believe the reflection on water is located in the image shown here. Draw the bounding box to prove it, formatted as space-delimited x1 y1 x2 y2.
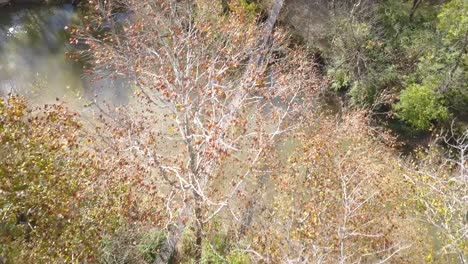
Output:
0 4 129 108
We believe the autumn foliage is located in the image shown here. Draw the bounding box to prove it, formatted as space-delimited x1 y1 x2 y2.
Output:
0 0 466 263
0 97 121 262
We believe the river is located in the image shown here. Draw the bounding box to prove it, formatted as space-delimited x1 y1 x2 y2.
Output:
0 3 129 109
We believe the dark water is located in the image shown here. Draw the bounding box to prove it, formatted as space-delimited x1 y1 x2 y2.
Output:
0 4 129 107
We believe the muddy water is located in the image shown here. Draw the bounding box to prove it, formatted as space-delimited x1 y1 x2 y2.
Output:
0 4 130 109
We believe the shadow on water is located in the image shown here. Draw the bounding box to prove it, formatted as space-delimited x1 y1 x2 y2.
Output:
0 4 130 109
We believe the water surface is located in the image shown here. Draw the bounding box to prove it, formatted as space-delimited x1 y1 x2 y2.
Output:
0 4 129 108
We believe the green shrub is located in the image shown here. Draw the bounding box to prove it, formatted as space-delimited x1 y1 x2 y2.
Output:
202 232 229 263
328 66 351 91
137 229 166 263
394 84 449 130
438 0 468 44
239 0 258 17
100 226 167 264
226 251 251 264
100 226 141 264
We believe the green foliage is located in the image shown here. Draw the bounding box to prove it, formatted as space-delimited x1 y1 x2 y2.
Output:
322 0 467 132
325 15 399 106
349 81 376 106
327 64 350 91
100 226 167 264
137 229 166 263
201 225 230 264
226 251 251 264
419 0 468 116
394 84 448 130
176 229 197 263
100 226 141 264
438 0 468 44
171 219 251 263
239 0 258 17
201 233 251 264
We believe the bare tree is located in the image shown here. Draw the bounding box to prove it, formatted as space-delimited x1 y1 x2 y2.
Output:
405 127 467 263
233 111 412 263
75 0 321 262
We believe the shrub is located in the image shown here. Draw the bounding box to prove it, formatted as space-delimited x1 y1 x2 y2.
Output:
321 0 466 131
100 226 167 264
394 84 449 130
137 229 166 263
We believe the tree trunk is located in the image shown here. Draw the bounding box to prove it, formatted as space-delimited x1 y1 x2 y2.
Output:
221 0 231 13
194 194 203 263
409 0 422 21
154 204 193 264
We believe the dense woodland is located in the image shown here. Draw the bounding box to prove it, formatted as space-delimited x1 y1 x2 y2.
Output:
0 0 467 263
